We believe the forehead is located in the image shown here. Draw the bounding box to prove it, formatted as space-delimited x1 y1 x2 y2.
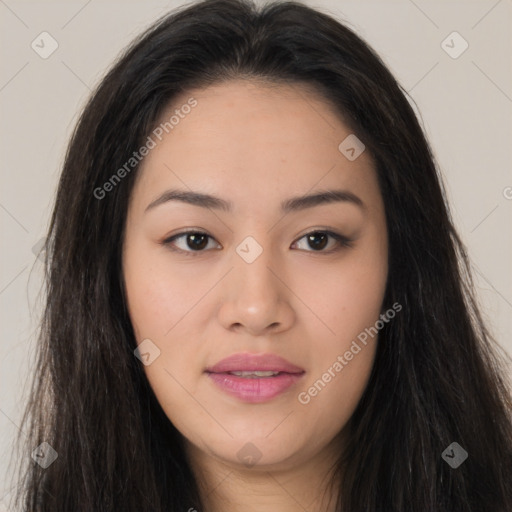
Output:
130 79 380 215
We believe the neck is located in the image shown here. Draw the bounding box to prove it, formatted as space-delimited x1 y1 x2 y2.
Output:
185 435 343 512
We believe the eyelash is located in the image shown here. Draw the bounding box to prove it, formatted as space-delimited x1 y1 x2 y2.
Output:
161 229 353 257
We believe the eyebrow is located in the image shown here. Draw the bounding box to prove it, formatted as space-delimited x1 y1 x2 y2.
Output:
144 188 365 214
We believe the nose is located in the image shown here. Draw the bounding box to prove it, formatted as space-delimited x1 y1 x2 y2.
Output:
217 244 295 336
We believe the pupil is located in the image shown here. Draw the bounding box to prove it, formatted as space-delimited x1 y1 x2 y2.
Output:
309 232 327 250
188 233 208 250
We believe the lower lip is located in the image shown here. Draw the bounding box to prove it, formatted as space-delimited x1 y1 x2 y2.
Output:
206 372 304 403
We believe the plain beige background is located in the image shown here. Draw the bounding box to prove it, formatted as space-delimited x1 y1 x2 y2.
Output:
1 0 511 506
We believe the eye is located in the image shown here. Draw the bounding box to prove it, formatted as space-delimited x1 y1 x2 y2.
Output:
162 229 352 256
162 230 221 256
292 230 353 253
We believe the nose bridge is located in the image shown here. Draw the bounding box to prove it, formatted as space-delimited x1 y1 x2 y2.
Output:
233 234 281 301
217 233 293 333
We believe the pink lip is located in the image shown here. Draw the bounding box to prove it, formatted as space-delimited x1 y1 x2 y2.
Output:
206 352 304 373
205 352 305 403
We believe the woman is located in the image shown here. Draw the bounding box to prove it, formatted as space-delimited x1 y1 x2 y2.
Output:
13 0 512 510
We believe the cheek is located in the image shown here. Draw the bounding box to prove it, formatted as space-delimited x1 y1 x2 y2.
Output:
123 251 209 437
123 238 205 341
293 232 387 417
298 233 388 345
293 277 384 441
123 239 212 394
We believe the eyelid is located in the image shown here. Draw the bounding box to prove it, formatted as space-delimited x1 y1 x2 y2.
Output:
162 229 220 255
161 228 353 256
292 229 353 251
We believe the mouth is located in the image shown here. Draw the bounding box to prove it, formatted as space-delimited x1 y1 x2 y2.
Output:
204 353 305 403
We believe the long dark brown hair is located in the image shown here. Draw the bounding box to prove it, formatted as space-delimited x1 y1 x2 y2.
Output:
11 0 512 510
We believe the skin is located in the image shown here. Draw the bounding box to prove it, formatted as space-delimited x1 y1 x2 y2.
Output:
122 79 388 512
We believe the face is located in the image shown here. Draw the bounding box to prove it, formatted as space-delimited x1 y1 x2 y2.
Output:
122 79 388 472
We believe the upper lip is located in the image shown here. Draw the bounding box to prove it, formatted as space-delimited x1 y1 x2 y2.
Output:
205 353 305 374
